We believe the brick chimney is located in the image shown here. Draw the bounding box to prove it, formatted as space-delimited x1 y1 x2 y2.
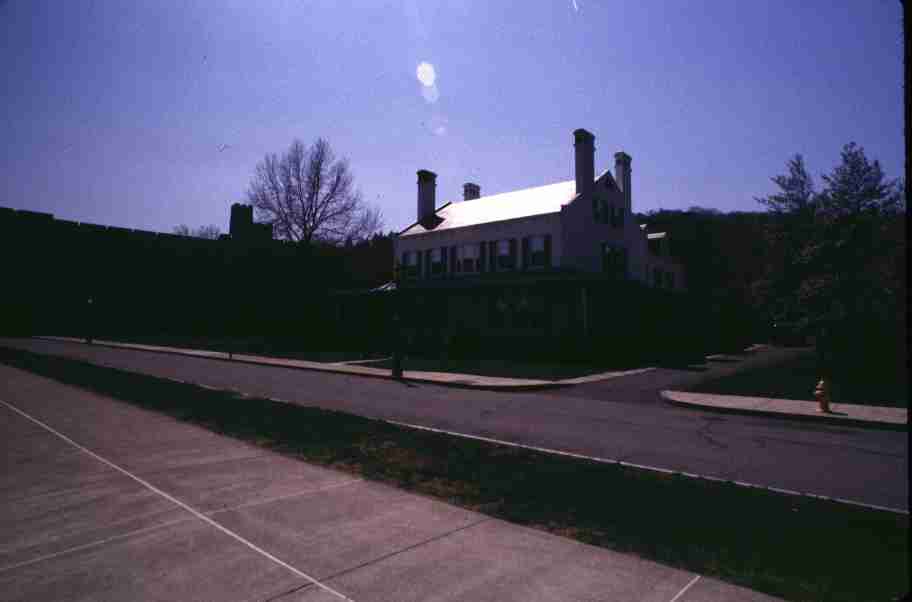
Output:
463 182 481 201
573 128 595 198
614 152 632 212
417 169 437 224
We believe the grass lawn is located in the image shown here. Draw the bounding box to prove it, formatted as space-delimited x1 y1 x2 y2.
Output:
693 347 908 408
0 346 907 602
361 356 645 380
77 334 386 364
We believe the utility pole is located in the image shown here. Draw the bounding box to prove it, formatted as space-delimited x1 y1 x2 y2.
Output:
904 0 910 201
391 263 403 379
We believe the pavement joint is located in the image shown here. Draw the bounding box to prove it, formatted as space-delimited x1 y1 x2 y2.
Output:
208 478 364 516
316 517 494 585
0 479 365 576
263 582 313 602
0 397 356 602
0 516 195 575
125 452 277 479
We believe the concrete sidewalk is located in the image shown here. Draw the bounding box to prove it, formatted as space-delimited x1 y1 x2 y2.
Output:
35 336 653 391
0 362 781 601
662 390 908 429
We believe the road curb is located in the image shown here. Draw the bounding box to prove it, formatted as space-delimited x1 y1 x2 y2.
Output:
30 337 573 392
661 390 908 431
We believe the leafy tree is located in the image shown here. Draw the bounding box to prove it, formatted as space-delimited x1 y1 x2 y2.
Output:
757 144 906 391
751 155 820 326
246 137 382 245
173 224 222 239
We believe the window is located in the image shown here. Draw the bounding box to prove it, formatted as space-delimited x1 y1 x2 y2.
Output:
430 247 444 276
665 271 675 290
402 251 418 278
601 243 628 279
497 239 515 269
527 235 547 267
610 205 624 228
457 244 480 273
653 267 663 288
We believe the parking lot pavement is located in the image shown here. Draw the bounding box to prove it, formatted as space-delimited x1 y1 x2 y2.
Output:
0 363 781 601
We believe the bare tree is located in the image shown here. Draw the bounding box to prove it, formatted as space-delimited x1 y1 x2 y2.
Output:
173 224 222 239
246 137 382 245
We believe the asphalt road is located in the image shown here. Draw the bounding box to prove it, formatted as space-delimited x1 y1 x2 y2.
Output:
0 360 780 601
1 338 907 512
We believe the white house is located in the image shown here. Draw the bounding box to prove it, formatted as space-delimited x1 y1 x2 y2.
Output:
394 128 684 291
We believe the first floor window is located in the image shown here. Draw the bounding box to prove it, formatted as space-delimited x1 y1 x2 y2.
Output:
402 251 418 278
602 243 628 279
497 240 515 270
653 267 663 288
528 235 547 267
457 244 479 273
430 248 444 275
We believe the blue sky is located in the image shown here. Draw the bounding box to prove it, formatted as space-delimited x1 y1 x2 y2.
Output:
0 0 904 234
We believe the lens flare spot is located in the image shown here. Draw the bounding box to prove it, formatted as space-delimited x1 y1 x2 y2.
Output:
416 62 436 87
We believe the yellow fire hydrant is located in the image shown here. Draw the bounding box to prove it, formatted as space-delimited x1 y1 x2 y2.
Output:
814 378 832 413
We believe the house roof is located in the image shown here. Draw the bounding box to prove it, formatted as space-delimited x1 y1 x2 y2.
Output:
400 180 577 236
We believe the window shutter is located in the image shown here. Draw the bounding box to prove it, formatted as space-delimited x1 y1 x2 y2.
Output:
544 234 552 267
509 239 517 269
450 245 457 274
416 250 423 277
479 242 487 273
441 246 448 276
489 241 497 272
521 237 529 271
424 249 431 277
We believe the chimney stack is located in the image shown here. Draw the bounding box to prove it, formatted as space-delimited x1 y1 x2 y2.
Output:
573 128 595 198
229 203 253 239
463 182 481 201
614 152 632 212
417 169 437 224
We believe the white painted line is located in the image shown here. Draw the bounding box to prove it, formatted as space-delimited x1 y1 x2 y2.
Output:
669 575 701 602
0 399 355 601
385 420 909 515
